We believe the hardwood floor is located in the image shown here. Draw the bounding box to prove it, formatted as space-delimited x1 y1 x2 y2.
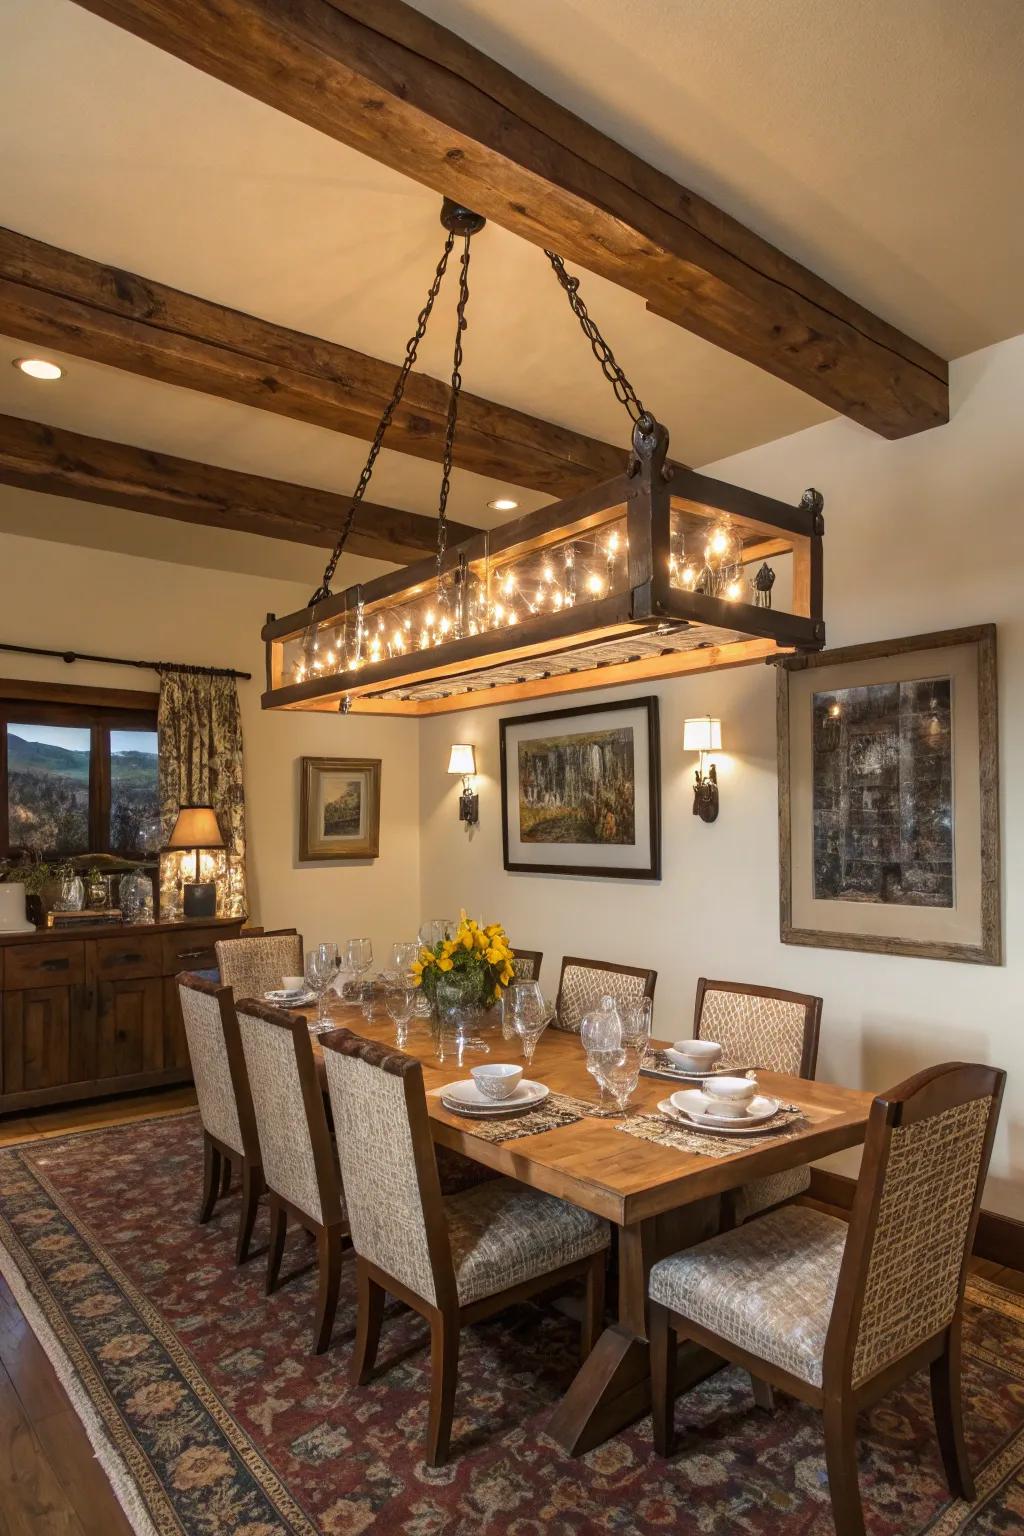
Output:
0 1091 1021 1535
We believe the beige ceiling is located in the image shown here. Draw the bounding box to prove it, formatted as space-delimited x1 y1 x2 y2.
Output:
1 0 1021 584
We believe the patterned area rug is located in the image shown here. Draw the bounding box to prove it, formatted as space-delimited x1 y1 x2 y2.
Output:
1 1111 1023 1535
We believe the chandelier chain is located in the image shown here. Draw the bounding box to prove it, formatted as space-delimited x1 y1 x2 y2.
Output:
545 250 651 429
310 230 457 605
436 231 472 577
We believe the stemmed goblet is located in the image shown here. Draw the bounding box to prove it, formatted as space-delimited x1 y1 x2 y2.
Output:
505 980 553 1067
304 944 339 1033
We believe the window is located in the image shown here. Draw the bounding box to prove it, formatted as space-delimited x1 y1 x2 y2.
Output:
1 691 160 859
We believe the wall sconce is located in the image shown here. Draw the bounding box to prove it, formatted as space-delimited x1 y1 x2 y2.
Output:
448 744 479 825
683 717 722 823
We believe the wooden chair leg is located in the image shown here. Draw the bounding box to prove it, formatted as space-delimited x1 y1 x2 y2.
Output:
219 1155 233 1197
581 1251 605 1361
235 1163 262 1266
650 1300 677 1457
750 1374 776 1414
822 1396 865 1536
930 1326 975 1502
352 1261 386 1385
425 1309 460 1468
266 1198 287 1295
313 1225 345 1355
198 1133 220 1224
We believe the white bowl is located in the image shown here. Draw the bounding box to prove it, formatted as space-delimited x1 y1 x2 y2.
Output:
701 1075 758 1117
471 1063 524 1101
671 1038 723 1071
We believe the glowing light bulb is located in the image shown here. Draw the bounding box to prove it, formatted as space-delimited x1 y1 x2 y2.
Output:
425 609 435 627
508 612 518 625
543 565 554 583
469 622 479 636
439 615 452 635
403 616 412 630
709 529 729 557
829 703 841 719
419 631 429 648
534 588 545 604
681 565 698 589
606 531 620 556
393 631 403 649
325 650 336 665
553 590 563 609
725 578 744 601
493 602 505 623
502 574 515 597
586 573 605 595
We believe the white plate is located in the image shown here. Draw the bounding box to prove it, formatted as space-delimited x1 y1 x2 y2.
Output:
264 989 315 1006
664 1050 754 1078
663 1091 782 1132
439 1079 549 1115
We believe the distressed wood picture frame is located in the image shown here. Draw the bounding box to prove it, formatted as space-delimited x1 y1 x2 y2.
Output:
777 625 1000 964
299 757 381 862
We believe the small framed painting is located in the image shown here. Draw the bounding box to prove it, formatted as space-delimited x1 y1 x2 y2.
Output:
777 625 1000 964
500 697 661 879
299 757 381 861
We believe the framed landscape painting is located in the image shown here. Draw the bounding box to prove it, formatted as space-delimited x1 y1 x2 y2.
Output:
777 625 1000 963
500 697 660 879
299 757 380 861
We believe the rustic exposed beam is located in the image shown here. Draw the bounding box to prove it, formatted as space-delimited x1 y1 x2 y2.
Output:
0 227 625 497
0 412 478 565
68 0 948 438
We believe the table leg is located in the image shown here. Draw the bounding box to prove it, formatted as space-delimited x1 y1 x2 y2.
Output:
548 1204 721 1455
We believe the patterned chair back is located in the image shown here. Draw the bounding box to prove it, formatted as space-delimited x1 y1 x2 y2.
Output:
235 1000 341 1228
512 949 543 983
555 956 657 1034
828 1063 1003 1389
177 974 249 1158
695 979 821 1078
215 932 303 1000
322 1030 451 1308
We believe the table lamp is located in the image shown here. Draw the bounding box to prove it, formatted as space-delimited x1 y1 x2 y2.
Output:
164 804 226 917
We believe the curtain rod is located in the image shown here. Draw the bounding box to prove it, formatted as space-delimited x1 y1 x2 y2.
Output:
0 641 251 681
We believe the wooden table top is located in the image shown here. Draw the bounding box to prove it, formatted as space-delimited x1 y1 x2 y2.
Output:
310 1006 873 1227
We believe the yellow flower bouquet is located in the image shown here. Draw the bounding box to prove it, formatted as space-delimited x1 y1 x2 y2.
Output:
412 912 515 1011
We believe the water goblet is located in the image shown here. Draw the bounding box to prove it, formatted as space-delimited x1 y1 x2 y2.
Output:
506 980 553 1067
304 944 339 1032
385 978 416 1046
592 1035 644 1115
581 994 624 1108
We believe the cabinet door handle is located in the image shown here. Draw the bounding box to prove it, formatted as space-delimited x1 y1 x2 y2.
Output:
178 948 209 961
111 952 145 965
41 958 70 972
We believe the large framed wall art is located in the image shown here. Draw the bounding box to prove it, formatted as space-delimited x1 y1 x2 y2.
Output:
777 626 1000 964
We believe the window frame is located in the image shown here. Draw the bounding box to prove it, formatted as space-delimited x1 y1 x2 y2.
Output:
0 682 159 859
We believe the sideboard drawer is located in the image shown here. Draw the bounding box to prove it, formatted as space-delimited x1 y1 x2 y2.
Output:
4 941 85 989
94 934 163 980
161 928 225 976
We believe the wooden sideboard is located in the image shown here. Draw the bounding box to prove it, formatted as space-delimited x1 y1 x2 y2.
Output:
0 916 245 1113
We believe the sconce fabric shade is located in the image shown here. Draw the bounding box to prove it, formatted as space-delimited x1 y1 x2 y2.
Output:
683 717 722 753
448 744 477 776
164 804 226 851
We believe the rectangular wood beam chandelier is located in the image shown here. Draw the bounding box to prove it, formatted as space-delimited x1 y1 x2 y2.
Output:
261 201 825 718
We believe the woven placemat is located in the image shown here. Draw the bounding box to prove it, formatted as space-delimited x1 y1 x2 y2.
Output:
641 1049 755 1083
433 1090 611 1143
616 1107 808 1159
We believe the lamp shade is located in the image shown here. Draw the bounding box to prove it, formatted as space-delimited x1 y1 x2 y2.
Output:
164 804 226 851
447 744 476 776
683 717 722 753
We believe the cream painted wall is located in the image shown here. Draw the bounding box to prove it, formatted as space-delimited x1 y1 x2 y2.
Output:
0 530 421 956
419 332 1024 1219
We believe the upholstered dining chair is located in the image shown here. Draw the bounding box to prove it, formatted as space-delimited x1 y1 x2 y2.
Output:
694 977 822 1225
321 1028 610 1467
177 972 264 1264
649 1062 1005 1536
511 948 543 982
235 999 348 1353
215 930 303 1000
554 955 657 1033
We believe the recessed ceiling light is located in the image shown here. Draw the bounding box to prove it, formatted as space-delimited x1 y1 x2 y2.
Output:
13 357 63 381
488 497 519 511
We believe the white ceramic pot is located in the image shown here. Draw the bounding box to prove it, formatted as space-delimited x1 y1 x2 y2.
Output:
0 883 35 933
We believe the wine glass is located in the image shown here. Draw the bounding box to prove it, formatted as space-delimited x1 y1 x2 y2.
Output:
385 978 416 1046
506 980 553 1067
592 1034 644 1114
392 940 420 979
345 937 373 984
581 994 624 1107
304 944 339 1032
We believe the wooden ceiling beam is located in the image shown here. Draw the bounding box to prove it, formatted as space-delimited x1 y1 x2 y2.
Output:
0 227 626 498
68 0 948 438
0 412 477 565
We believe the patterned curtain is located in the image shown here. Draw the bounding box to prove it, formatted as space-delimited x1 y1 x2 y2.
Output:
158 671 246 918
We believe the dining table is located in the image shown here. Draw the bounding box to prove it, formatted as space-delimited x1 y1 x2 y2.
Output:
305 1001 874 1455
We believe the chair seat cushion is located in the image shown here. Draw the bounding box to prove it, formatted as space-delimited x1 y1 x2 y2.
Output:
733 1166 812 1224
444 1177 609 1307
648 1205 847 1387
